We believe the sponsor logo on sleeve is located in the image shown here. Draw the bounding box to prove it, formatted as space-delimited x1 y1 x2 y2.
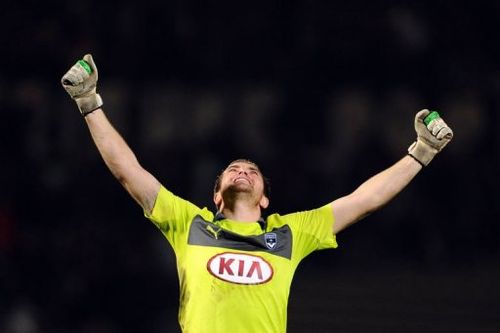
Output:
207 252 274 285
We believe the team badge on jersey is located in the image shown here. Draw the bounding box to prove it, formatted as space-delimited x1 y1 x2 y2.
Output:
264 233 277 249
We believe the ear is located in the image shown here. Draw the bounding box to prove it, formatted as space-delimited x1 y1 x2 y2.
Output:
214 192 223 211
259 195 269 209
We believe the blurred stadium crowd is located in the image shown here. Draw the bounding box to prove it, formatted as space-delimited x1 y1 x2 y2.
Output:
1 1 500 332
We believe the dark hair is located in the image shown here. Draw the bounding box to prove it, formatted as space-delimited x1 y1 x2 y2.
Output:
213 159 271 198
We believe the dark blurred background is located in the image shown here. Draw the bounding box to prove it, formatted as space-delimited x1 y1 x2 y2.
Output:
1 0 500 332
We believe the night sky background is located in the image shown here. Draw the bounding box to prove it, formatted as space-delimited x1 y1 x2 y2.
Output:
1 1 500 332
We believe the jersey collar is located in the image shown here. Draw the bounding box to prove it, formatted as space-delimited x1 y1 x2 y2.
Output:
214 212 267 230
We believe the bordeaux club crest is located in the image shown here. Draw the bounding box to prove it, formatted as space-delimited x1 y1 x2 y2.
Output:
264 232 277 250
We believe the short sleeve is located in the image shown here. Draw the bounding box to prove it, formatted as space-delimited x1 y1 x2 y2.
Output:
282 203 337 261
144 185 213 249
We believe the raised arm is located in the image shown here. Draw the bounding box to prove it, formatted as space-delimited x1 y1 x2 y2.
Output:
331 110 453 234
61 54 160 214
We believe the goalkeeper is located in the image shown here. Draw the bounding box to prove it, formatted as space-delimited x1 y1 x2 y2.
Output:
61 54 453 333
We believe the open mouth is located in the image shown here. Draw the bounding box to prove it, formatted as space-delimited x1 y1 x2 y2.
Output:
234 177 251 184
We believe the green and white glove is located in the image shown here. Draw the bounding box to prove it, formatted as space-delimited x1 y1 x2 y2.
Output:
408 109 453 166
61 54 103 116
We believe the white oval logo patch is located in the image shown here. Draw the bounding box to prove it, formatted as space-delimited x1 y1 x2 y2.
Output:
207 252 274 285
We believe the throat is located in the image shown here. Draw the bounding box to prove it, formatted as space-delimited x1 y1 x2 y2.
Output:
219 191 263 222
220 204 262 223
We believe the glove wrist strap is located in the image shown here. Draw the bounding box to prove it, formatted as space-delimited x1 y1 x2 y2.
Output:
77 93 103 116
407 153 425 167
407 140 438 166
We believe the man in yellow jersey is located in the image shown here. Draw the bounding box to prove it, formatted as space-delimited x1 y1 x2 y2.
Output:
61 54 453 333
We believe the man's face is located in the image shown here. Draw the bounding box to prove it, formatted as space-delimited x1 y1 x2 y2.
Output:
218 161 266 197
214 160 269 211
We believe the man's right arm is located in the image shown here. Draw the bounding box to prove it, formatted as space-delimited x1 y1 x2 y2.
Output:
61 54 160 214
84 108 161 214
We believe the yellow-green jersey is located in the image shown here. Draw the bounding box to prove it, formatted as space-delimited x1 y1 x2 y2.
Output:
146 186 338 333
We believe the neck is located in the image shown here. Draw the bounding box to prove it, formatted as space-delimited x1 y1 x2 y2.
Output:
220 200 262 223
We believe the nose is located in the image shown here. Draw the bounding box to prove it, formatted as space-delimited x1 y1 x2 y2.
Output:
238 170 248 175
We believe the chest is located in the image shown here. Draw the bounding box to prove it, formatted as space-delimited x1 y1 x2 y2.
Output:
178 216 297 287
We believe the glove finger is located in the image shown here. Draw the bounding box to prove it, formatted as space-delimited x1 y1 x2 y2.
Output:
75 63 91 81
437 126 453 140
431 122 443 136
415 109 431 122
61 73 74 86
68 69 84 85
414 109 431 134
83 54 98 76
62 69 80 86
427 118 437 132
62 61 90 89
76 67 86 82
434 126 445 138
429 118 445 136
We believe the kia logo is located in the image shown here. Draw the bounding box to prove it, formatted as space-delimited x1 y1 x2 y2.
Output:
207 252 274 285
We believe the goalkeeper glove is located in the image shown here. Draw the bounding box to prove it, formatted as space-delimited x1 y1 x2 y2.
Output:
408 109 453 166
61 54 103 116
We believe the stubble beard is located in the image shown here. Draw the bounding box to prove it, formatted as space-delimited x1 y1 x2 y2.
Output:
222 184 256 207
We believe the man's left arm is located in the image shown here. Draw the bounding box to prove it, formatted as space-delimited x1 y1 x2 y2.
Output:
331 109 453 234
